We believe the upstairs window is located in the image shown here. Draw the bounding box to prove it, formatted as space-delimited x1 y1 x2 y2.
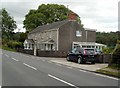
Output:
76 30 82 37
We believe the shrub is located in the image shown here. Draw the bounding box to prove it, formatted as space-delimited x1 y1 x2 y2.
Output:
7 41 23 49
111 44 120 65
102 47 114 54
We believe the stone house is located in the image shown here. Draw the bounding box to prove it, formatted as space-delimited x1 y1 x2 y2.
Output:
24 12 106 57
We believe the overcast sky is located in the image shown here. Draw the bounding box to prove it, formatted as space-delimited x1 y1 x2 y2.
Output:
1 0 119 32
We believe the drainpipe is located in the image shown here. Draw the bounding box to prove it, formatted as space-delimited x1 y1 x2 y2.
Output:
86 31 88 42
34 37 37 56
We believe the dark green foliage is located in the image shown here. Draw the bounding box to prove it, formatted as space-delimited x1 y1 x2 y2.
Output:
111 44 120 66
12 32 27 42
23 4 83 32
102 47 114 54
7 41 23 49
2 9 17 40
96 31 119 47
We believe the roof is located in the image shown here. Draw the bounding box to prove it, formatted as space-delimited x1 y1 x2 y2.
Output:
29 20 69 34
85 28 97 31
24 39 34 44
73 42 107 47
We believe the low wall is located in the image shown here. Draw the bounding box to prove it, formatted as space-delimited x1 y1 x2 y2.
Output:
18 49 34 55
18 49 111 63
37 50 68 57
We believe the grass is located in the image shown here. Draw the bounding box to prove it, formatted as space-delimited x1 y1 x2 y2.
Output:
108 64 120 70
96 66 120 78
2 46 16 52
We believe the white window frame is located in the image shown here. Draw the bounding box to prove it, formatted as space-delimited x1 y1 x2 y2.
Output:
76 30 82 37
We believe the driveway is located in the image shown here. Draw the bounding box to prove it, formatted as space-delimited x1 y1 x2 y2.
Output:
49 57 108 72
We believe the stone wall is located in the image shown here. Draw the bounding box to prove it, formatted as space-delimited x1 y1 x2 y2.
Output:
37 50 68 57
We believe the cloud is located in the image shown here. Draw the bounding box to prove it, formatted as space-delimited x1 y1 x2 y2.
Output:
1 0 119 32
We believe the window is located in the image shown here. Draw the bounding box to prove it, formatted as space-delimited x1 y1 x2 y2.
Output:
76 30 82 37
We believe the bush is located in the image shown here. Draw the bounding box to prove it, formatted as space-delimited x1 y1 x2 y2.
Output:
111 44 120 66
7 41 23 49
102 47 114 54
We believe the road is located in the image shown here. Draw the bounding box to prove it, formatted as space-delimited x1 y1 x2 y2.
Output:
1 50 119 87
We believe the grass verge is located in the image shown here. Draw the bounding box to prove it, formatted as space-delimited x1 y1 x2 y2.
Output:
96 67 120 78
2 46 16 52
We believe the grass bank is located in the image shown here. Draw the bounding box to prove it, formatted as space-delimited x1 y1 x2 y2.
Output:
2 46 16 52
96 65 120 78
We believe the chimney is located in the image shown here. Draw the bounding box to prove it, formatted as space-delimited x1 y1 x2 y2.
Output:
68 11 78 21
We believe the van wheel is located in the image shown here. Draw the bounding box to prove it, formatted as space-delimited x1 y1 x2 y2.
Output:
66 56 70 61
78 57 82 64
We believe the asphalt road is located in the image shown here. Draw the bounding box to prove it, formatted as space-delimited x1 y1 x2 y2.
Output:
2 50 119 87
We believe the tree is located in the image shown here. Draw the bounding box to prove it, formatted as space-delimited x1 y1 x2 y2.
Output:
96 32 118 47
2 9 17 40
23 4 82 32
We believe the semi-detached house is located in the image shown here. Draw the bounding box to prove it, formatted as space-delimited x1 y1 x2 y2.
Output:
24 12 106 57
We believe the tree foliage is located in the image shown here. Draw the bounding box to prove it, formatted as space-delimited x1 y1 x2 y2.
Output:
23 4 82 32
2 9 17 40
111 42 120 66
96 31 119 47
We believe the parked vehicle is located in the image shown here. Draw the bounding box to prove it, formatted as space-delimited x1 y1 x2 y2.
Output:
66 48 96 64
84 48 102 55
95 49 102 55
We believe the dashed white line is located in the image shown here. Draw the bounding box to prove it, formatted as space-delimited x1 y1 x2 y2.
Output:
11 57 19 61
48 74 79 88
79 70 87 72
0 85 1 88
23 63 37 70
5 54 9 57
94 73 119 80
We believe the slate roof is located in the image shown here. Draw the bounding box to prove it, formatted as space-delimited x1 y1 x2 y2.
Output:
25 39 34 44
29 20 70 34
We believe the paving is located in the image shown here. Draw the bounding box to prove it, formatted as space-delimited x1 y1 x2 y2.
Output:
49 58 108 71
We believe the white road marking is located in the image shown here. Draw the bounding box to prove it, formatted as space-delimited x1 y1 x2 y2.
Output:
23 63 37 70
5 54 9 57
11 57 19 61
48 74 79 88
79 70 87 72
94 73 119 80
0 86 1 88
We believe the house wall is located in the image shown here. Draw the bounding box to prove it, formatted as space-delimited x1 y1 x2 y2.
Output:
70 21 86 42
58 21 96 53
58 22 72 52
28 29 58 50
85 30 96 42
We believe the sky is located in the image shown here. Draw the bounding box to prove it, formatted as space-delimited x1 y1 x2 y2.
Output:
1 0 119 32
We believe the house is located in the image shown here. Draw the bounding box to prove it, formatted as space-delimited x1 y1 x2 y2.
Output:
24 11 106 57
